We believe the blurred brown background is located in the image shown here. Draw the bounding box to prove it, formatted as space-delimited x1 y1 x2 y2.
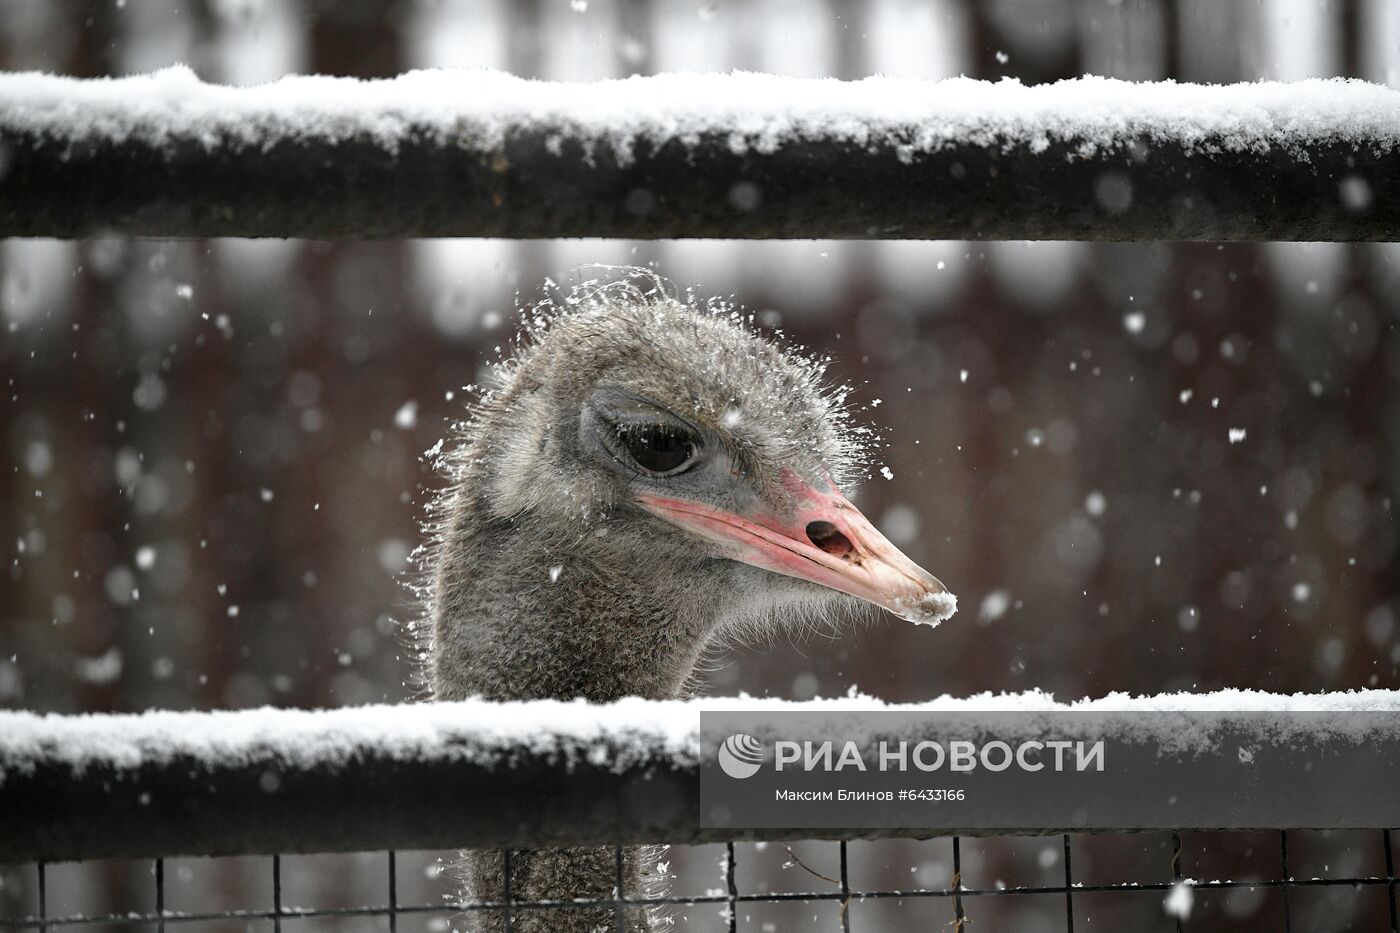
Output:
2 0 1397 718
2 2 1399 931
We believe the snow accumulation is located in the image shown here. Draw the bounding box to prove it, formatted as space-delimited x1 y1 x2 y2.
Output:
893 590 958 627
1 689 1397 785
0 696 701 785
2 67 1400 164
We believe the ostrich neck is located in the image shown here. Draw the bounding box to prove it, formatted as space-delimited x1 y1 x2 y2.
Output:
485 584 709 701
431 523 716 703
430 519 715 928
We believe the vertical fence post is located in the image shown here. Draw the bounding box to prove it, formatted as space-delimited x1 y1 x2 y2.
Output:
1382 828 1396 933
952 836 966 931
36 863 46 933
273 854 283 933
838 840 851 933
1062 835 1074 933
387 851 397 933
1170 832 1184 933
154 858 165 933
725 842 738 933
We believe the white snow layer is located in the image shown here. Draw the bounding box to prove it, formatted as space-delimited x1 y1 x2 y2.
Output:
2 689 1398 785
2 67 1400 163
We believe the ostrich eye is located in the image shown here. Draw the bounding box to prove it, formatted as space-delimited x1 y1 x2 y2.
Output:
617 423 698 475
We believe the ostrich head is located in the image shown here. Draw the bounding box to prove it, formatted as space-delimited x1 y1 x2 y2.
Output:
425 280 955 702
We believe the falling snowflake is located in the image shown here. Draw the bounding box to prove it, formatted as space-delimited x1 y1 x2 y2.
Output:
978 590 1011 623
1163 880 1194 920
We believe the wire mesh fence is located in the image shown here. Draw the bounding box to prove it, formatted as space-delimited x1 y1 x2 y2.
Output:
3 829 1397 932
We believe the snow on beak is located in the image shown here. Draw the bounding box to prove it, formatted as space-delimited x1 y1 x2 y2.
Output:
636 470 956 626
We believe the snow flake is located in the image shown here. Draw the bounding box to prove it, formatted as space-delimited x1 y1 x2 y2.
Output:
1163 881 1194 920
23 441 52 478
74 647 123 686
1339 175 1372 212
394 400 419 430
978 590 1011 623
1177 606 1199 632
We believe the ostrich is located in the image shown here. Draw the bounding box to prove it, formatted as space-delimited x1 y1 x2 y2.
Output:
421 280 955 931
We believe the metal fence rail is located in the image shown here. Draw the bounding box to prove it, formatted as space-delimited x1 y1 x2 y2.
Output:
5 701 1400 864
3 72 1400 241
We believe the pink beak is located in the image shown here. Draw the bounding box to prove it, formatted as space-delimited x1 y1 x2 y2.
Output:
636 472 956 627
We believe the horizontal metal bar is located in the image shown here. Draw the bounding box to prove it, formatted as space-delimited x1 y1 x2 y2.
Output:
2 71 1399 240
3 698 1400 862
0 700 700 862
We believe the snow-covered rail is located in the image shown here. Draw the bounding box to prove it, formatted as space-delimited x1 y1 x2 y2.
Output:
2 69 1400 241
2 691 1399 863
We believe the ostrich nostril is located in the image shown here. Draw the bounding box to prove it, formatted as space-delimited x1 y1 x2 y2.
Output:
806 520 855 559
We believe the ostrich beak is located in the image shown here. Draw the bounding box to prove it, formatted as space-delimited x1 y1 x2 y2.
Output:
636 473 956 627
